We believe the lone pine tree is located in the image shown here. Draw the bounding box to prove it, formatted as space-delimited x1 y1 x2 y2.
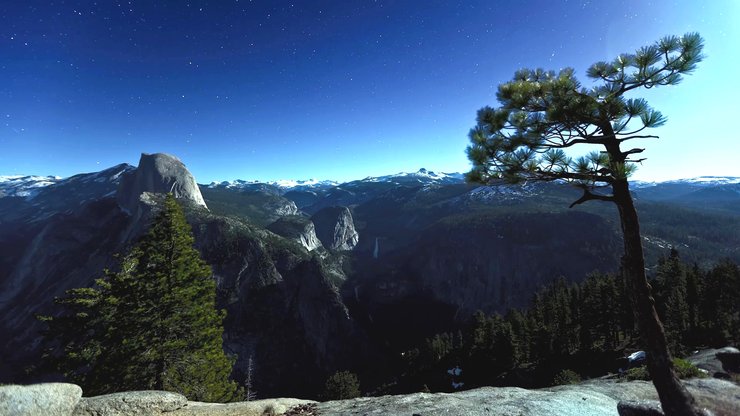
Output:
466 33 704 415
40 193 240 402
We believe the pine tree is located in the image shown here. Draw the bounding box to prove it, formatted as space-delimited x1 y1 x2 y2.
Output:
700 259 740 344
465 33 704 416
40 193 241 402
654 249 690 354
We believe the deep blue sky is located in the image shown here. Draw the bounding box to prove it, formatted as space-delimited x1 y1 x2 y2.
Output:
1 1 738 183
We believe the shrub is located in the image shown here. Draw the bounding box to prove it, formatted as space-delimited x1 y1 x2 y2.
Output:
625 365 650 381
552 369 581 386
324 371 361 400
673 358 706 379
625 358 706 381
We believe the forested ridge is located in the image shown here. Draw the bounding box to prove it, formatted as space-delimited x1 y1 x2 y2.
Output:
379 250 740 394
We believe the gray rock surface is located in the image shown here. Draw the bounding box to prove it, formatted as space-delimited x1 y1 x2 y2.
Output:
267 216 323 251
311 206 359 251
686 347 740 378
73 390 187 416
315 378 738 416
0 383 82 416
171 398 314 415
617 400 664 416
317 386 621 416
716 347 740 373
4 378 736 416
117 153 207 213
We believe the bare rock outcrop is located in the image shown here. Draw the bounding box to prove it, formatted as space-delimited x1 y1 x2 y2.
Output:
170 398 315 416
316 378 738 416
117 153 207 214
73 391 187 416
311 206 358 251
267 216 323 252
4 378 737 416
0 383 82 416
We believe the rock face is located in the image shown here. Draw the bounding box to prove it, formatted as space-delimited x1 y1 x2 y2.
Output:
117 153 207 213
266 216 323 251
187 211 360 398
0 198 131 379
311 206 359 251
0 383 82 416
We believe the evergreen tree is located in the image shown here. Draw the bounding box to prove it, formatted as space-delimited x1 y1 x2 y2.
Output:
465 32 704 416
40 193 240 402
684 263 702 344
653 249 690 354
700 259 740 344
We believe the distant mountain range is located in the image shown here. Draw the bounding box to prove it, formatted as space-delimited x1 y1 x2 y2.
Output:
5 168 738 199
1 157 739 398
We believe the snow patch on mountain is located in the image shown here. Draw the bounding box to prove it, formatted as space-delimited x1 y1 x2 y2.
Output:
634 176 740 188
0 164 134 200
208 178 339 191
0 175 62 197
363 168 464 184
665 176 740 185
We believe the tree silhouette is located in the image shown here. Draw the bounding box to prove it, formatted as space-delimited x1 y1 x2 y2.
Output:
466 33 704 416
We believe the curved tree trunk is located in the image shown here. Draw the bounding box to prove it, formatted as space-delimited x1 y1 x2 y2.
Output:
611 179 701 416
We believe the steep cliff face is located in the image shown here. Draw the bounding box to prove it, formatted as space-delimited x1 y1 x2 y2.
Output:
117 153 207 214
409 211 621 314
0 198 131 379
311 206 359 251
187 210 361 397
266 216 323 252
342 210 622 352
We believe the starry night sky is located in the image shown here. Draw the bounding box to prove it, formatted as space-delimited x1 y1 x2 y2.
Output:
1 1 738 182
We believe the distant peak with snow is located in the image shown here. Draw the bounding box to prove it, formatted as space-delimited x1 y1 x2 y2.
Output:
0 175 63 197
666 176 740 185
207 168 465 191
208 178 340 191
362 168 465 184
634 176 740 188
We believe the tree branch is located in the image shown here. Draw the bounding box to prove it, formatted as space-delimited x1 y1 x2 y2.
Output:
617 134 659 142
622 148 645 157
569 185 615 208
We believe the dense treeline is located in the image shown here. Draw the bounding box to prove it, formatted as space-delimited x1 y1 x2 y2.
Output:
393 250 740 393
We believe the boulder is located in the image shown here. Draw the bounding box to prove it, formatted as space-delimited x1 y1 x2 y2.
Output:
688 346 740 378
0 383 82 416
715 347 740 373
617 400 663 416
73 390 187 416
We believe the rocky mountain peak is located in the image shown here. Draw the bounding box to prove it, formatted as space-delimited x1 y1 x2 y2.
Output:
116 153 207 213
311 206 359 251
